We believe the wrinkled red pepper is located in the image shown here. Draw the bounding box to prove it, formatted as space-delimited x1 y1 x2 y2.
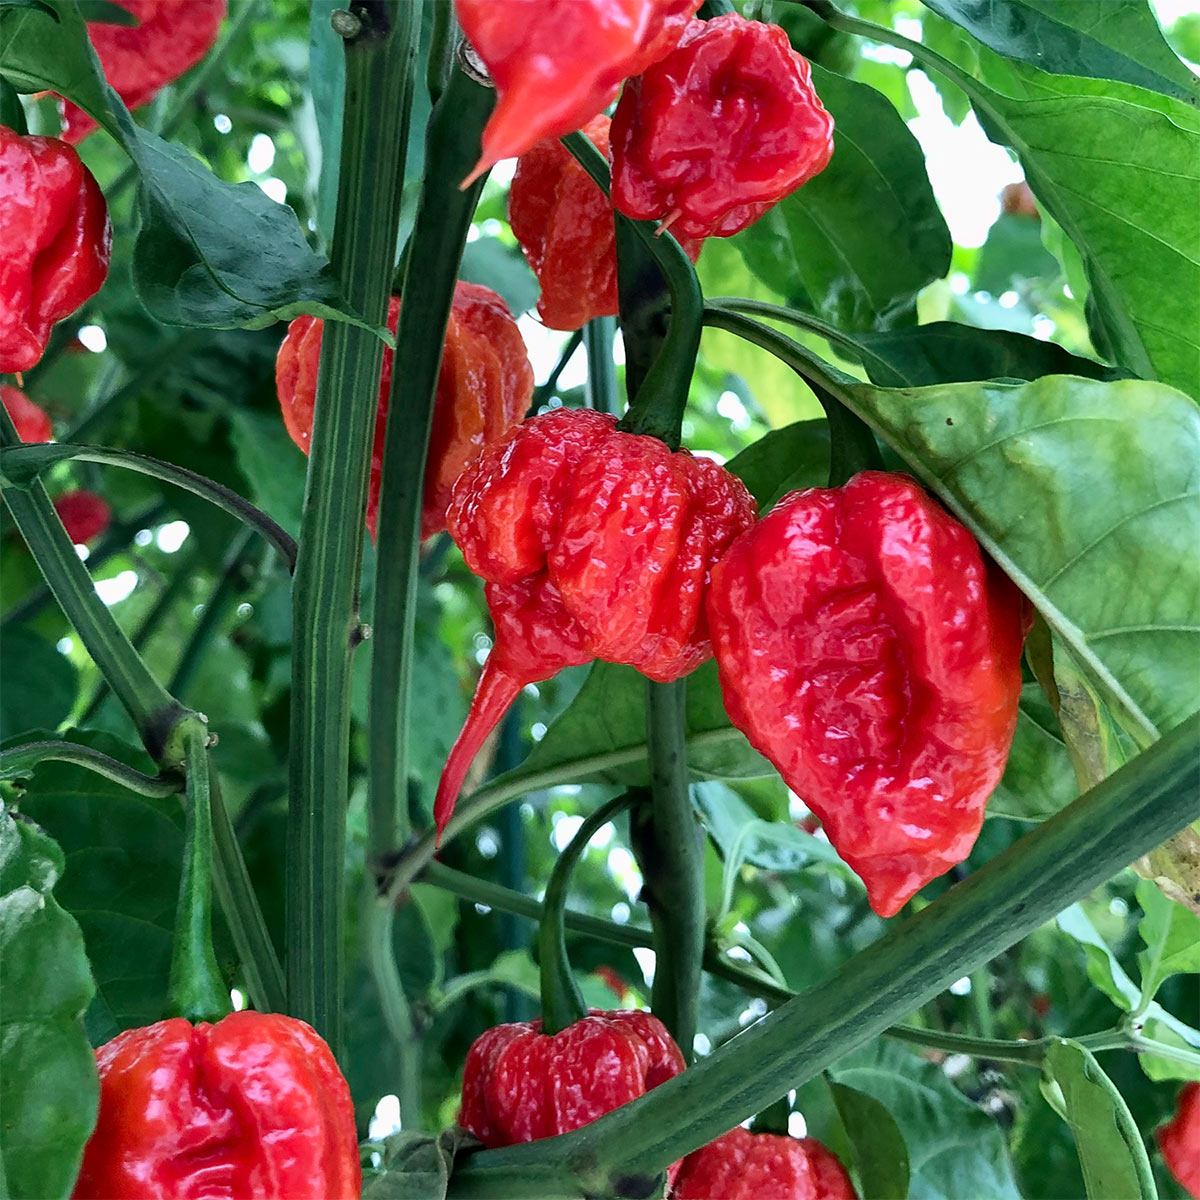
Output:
54 489 111 546
611 13 834 239
459 1009 685 1153
1159 1082 1200 1198
456 0 701 183
436 407 756 832
1 385 53 444
706 471 1029 917
509 115 702 332
674 1127 858 1199
71 1012 361 1200
0 127 112 374
276 281 533 540
59 0 227 142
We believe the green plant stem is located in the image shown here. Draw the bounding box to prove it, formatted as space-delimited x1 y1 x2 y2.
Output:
287 0 417 1054
1 443 296 570
584 317 619 414
815 383 884 486
529 330 584 415
369 58 492 865
446 712 1200 1197
0 740 182 797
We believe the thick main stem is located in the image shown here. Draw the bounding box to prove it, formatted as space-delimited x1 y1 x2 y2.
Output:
286 0 417 1054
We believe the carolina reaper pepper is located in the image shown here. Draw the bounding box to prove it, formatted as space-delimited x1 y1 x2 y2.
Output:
460 1009 685 1150
456 0 701 184
611 13 834 239
706 471 1029 917
71 1012 361 1200
0 127 112 374
509 115 702 332
1159 1082 1200 1198
436 407 756 832
54 489 111 546
58 0 227 143
673 1128 858 1199
1 385 53 443
276 281 533 539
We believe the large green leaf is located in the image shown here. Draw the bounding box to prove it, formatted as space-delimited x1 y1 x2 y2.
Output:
0 807 97 1200
989 684 1080 822
1042 1040 1157 1200
0 630 77 742
922 0 1200 105
1135 878 1200 1003
829 1081 910 1200
735 63 951 331
725 418 831 510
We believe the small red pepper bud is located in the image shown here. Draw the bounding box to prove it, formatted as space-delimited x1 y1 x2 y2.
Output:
1159 1082 1200 1198
456 0 701 184
1 385 54 444
71 1013 361 1200
611 13 834 240
53 489 111 546
0 128 112 374
509 115 703 332
58 0 227 143
275 282 533 540
706 471 1030 917
674 1127 859 1199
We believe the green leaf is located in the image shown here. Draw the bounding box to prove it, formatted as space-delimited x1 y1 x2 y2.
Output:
973 212 1061 296
829 1081 910 1200
0 0 108 118
363 1127 478 1200
1138 1018 1200 1084
988 684 1080 822
735 64 951 330
922 0 1200 105
0 807 98 1200
1041 1039 1158 1199
1057 904 1141 1011
0 631 77 742
725 418 830 510
832 1041 1021 1199
1135 877 1200 1003
459 237 540 319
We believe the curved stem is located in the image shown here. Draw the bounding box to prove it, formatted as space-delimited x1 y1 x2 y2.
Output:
530 330 584 415
0 740 182 797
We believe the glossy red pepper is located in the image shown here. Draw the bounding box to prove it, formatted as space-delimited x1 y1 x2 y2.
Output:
673 1127 858 1199
1159 1082 1200 1198
71 1013 360 1200
54 489 111 546
276 281 533 540
706 471 1029 917
460 1009 685 1152
436 407 756 831
611 13 834 239
59 0 227 142
0 127 112 374
456 0 700 182
509 115 702 332
1 385 53 444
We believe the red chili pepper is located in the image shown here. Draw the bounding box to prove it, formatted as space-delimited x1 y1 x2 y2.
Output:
0 127 112 375
1159 1082 1200 1198
593 965 632 1002
276 281 533 540
706 471 1029 917
70 1013 361 1200
1 385 53 444
459 1009 685 1152
58 0 227 143
611 13 834 239
509 115 703 332
435 407 756 832
53 489 112 546
673 1127 858 1199
456 0 701 183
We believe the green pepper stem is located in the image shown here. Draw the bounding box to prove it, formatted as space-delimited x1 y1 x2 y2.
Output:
584 316 619 415
0 741 182 798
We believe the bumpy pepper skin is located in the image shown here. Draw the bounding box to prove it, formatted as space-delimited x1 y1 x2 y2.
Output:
456 0 700 182
59 0 226 142
1159 1082 1200 1198
54 490 112 546
0 128 112 374
436 407 756 831
509 116 702 332
673 1128 858 1200
459 1009 684 1154
706 471 1029 917
1 385 54 443
71 1013 361 1200
275 282 533 540
611 14 834 239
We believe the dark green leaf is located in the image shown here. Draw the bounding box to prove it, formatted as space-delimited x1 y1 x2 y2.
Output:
0 631 77 742
0 0 107 116
459 237 539 319
363 1127 478 1199
725 418 830 510
735 63 951 330
988 684 1080 821
1041 1039 1158 1199
0 807 97 1200
829 1081 910 1200
973 212 1061 295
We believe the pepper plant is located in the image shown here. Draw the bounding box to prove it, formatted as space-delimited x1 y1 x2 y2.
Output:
1 1 1198 1198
